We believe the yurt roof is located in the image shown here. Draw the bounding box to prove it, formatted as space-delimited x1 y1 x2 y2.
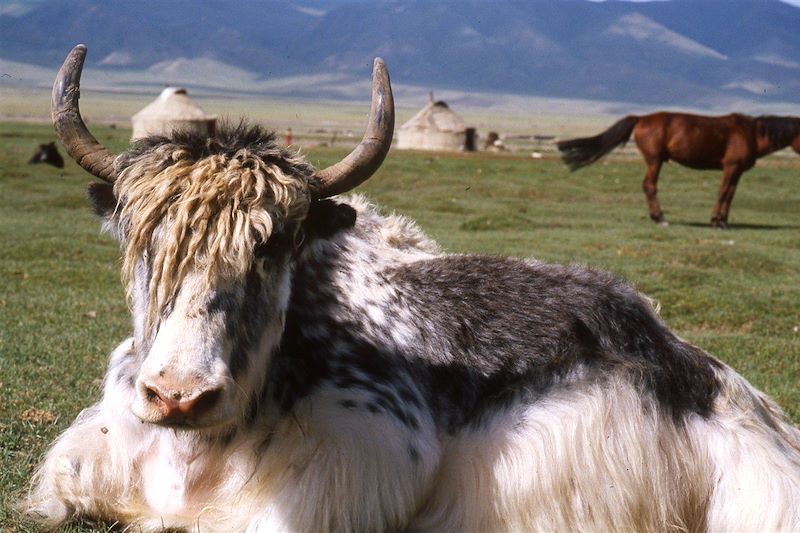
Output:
132 87 216 122
399 100 465 133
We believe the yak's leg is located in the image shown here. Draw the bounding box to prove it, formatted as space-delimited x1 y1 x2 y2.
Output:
642 159 666 225
700 369 800 530
21 404 121 527
20 339 142 528
249 384 440 532
412 380 711 532
711 165 744 229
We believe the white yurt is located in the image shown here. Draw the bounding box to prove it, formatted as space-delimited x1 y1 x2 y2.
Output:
395 98 475 152
131 87 216 141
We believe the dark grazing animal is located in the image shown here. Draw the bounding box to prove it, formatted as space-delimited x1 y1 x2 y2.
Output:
22 45 800 532
28 141 65 168
557 112 800 228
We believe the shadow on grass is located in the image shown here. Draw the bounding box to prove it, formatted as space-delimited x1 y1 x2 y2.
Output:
670 221 800 231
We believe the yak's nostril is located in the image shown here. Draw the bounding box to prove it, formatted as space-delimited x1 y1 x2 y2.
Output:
189 388 222 418
142 382 222 421
144 384 165 405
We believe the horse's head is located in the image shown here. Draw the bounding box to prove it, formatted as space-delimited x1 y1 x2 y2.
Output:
755 116 800 156
792 127 800 154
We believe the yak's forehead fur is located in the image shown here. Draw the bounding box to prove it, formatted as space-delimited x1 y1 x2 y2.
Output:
113 122 314 330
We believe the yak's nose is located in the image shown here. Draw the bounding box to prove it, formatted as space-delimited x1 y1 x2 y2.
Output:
141 381 222 423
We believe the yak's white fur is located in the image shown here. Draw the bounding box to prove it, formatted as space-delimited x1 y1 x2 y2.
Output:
23 339 800 531
22 197 800 531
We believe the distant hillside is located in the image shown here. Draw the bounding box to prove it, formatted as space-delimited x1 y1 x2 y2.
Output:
1 0 799 106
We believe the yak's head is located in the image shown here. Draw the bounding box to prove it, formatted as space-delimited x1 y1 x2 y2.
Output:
52 44 393 432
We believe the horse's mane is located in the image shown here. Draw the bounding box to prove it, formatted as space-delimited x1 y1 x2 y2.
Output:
113 121 314 331
755 115 800 148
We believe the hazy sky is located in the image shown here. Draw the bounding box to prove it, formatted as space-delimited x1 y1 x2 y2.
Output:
592 0 800 6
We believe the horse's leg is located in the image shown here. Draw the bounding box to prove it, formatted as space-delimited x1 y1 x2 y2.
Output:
642 159 666 225
711 165 744 229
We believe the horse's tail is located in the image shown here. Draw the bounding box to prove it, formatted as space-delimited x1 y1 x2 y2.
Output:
557 115 639 171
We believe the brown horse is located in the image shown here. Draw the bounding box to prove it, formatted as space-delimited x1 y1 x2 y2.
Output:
557 112 800 228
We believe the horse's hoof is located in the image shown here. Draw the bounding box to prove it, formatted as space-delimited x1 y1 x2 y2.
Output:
711 219 729 230
650 213 666 225
658 220 669 227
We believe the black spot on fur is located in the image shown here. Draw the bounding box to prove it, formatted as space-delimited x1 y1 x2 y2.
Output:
207 290 237 317
70 458 82 477
398 386 423 409
228 345 250 384
408 445 419 463
216 428 238 447
268 313 332 412
116 368 131 385
571 316 602 360
217 265 281 385
338 399 357 409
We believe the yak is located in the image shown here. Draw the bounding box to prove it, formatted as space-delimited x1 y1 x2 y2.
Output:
21 44 800 532
28 141 65 168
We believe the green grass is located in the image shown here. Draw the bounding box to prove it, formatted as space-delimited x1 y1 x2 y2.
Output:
2 121 799 531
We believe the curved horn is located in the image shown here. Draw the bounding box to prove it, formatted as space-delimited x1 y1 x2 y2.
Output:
310 58 394 199
52 44 118 183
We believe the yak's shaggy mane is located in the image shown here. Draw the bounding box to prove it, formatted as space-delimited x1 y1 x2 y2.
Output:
113 122 315 330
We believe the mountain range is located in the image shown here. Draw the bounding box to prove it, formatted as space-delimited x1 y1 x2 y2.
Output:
1 0 799 107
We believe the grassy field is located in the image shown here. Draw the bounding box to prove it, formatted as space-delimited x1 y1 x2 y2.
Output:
1 120 799 531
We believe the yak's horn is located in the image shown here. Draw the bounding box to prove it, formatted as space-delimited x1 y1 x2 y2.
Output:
52 44 118 183
310 58 394 199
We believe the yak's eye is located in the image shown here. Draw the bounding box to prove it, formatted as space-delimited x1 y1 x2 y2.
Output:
254 225 304 259
254 232 291 259
254 239 272 259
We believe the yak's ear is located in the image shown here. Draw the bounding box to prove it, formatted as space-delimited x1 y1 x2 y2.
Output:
303 199 357 240
87 182 123 240
87 181 117 220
